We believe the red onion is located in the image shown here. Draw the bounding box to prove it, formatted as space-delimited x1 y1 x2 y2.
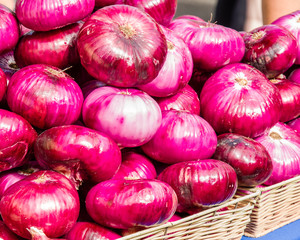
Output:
81 80 106 99
65 222 121 240
85 179 178 229
272 10 300 65
243 24 297 79
82 86 162 148
0 4 19 54
0 170 80 239
137 26 193 97
157 159 237 213
125 0 177 26
77 5 167 87
200 63 282 138
34 125 122 188
0 220 19 240
0 68 7 102
14 22 83 69
255 122 300 185
6 64 83 129
65 63 95 87
168 19 245 71
0 50 19 82
0 109 37 172
213 133 273 187
289 68 300 84
112 151 156 180
287 117 300 134
95 0 124 8
172 15 205 22
15 0 94 31
155 84 200 115
141 110 217 164
28 227 65 240
270 78 300 122
188 69 214 95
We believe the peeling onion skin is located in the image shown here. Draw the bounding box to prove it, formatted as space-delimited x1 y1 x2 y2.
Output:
34 125 122 188
0 170 80 239
14 22 83 69
77 5 167 87
255 122 300 185
141 110 217 164
85 179 178 229
243 24 297 79
65 222 121 240
213 133 273 187
0 4 19 54
6 64 84 130
15 0 94 31
0 109 38 173
200 63 282 138
157 159 237 213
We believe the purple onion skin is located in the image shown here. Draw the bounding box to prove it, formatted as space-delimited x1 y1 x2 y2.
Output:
95 0 125 8
272 10 300 65
168 20 245 71
125 0 177 26
0 50 19 82
255 122 300 185
86 179 178 229
6 64 83 129
200 63 282 138
0 220 19 240
82 86 162 148
141 110 217 164
0 109 38 172
213 133 273 187
77 5 167 87
188 69 214 95
0 68 7 102
81 80 106 99
155 84 200 115
243 24 297 79
34 125 122 188
0 170 80 239
287 117 300 134
137 26 193 97
112 151 157 180
14 22 83 69
0 5 19 54
157 159 237 213
15 0 94 32
289 68 300 84
271 78 300 122
29 227 66 240
65 222 121 240
171 15 205 22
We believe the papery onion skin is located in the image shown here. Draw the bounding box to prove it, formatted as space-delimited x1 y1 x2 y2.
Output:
0 109 38 172
287 117 300 134
65 222 121 240
157 159 237 212
168 19 245 71
171 15 205 22
0 4 19 54
289 68 300 84
272 10 300 65
112 151 156 180
141 110 217 164
213 133 273 187
0 170 80 239
15 0 94 31
137 26 193 97
200 63 282 138
0 68 7 102
255 122 300 185
270 78 300 122
82 86 162 148
14 22 83 69
28 227 66 240
34 125 122 188
6 64 83 129
243 24 297 79
86 179 178 229
0 220 19 240
77 5 167 87
155 84 200 115
0 50 19 82
125 0 177 26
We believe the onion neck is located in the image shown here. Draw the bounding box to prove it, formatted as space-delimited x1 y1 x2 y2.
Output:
119 24 136 39
235 77 248 86
252 30 266 41
269 131 282 140
167 40 175 50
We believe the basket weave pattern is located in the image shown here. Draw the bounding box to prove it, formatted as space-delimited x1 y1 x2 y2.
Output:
238 175 300 238
118 191 260 240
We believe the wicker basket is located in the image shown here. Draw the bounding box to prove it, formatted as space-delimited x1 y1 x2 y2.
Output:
118 190 260 240
237 175 300 238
